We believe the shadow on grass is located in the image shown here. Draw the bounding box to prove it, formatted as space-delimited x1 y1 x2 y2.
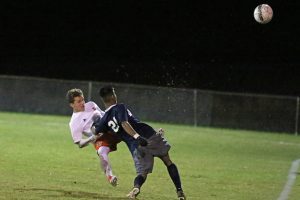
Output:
15 188 129 199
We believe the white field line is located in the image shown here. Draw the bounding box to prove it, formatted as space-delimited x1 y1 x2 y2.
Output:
277 159 300 200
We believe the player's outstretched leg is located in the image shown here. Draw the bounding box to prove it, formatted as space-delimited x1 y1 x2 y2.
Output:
97 146 118 186
159 154 186 200
168 163 186 199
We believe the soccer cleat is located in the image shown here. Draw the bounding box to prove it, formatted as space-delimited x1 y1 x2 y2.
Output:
126 187 140 199
108 176 118 187
177 190 186 200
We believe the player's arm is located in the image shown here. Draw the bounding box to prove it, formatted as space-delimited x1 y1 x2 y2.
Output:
121 121 139 137
117 104 148 146
93 114 108 137
75 132 103 148
75 135 97 148
121 121 148 146
71 126 102 148
83 131 93 137
90 111 107 138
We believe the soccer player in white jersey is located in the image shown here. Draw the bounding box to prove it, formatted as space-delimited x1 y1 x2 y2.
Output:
66 88 121 186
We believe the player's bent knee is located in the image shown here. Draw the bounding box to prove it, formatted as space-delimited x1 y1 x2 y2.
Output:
141 173 148 179
159 155 173 166
97 148 109 158
137 172 148 178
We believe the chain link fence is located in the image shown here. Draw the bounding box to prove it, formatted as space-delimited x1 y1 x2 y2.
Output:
0 75 299 134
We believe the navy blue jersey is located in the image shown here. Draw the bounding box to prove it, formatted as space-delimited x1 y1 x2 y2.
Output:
94 103 156 153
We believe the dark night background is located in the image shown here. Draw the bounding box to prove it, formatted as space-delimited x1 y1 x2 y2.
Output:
0 1 299 96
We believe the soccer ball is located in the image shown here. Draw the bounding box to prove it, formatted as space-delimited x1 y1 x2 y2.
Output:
253 4 273 24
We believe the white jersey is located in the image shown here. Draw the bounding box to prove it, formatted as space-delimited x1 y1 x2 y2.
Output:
69 101 105 144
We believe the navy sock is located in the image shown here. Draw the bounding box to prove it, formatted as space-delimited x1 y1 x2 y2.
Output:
167 163 183 191
134 175 146 188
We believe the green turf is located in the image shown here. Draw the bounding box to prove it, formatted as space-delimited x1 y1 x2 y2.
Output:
0 111 300 200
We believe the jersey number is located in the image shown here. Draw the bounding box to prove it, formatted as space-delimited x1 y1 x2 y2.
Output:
108 117 119 132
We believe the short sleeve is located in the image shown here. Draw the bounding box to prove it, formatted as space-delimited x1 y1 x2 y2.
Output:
69 123 83 143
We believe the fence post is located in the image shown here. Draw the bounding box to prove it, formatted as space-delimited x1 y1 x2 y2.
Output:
88 81 92 101
295 97 299 136
193 89 197 127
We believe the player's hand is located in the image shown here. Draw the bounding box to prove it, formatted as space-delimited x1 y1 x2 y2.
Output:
137 136 148 146
91 135 97 143
91 125 97 135
94 133 104 139
91 133 103 143
157 128 165 137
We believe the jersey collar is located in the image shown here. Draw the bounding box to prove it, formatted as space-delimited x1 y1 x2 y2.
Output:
105 104 117 112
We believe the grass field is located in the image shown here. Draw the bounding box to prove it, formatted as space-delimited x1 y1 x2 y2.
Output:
1 111 300 200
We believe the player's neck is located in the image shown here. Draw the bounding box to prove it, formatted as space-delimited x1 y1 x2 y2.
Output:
73 109 83 113
104 102 117 111
105 100 117 108
105 103 115 109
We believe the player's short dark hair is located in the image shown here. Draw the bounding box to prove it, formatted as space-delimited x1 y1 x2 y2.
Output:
66 88 83 103
99 85 115 101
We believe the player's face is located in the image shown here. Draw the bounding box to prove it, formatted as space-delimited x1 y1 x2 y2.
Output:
71 96 85 112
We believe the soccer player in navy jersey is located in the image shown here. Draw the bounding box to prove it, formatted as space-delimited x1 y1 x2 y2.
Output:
93 85 186 200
